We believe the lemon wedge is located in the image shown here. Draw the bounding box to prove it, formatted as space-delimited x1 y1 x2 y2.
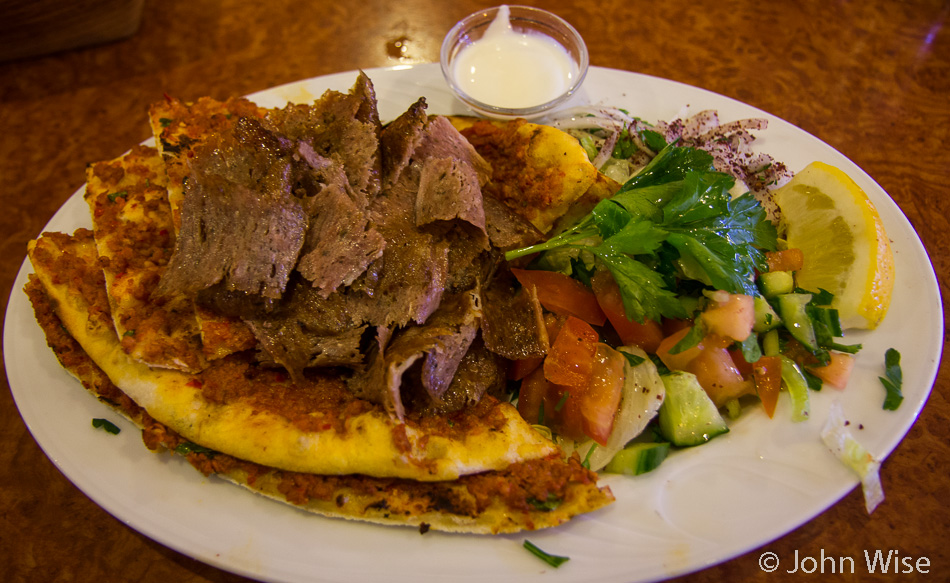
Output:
774 161 894 329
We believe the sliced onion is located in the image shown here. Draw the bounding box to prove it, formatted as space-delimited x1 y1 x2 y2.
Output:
567 346 666 471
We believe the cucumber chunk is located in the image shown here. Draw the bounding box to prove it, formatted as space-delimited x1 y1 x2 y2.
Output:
753 294 782 332
776 293 818 351
759 270 794 298
604 442 671 475
658 371 729 447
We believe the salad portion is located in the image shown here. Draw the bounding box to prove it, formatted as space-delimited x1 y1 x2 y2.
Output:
498 106 896 505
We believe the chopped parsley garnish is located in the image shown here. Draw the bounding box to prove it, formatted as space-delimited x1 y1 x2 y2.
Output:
879 348 903 410
523 540 570 568
527 493 563 512
107 190 129 203
92 418 121 434
175 441 218 457
621 351 646 367
159 117 174 128
581 443 597 469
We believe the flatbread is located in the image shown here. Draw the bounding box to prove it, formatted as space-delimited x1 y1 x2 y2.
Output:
84 144 208 372
27 229 560 481
148 95 263 360
24 73 619 533
450 117 601 233
24 271 613 534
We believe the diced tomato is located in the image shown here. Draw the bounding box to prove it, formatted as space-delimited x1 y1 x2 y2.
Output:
766 248 805 272
511 268 606 326
544 382 587 442
658 330 752 405
591 270 664 352
508 356 543 381
656 327 702 371
686 344 754 406
543 316 599 388
702 291 754 342
662 317 693 337
752 355 782 418
517 366 549 424
519 334 625 446
807 352 855 389
729 347 755 378
578 344 626 446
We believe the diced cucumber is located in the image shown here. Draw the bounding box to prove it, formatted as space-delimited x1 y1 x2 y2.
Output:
776 293 818 351
753 295 782 332
604 442 671 476
759 270 794 298
779 355 811 422
762 328 781 357
658 372 729 447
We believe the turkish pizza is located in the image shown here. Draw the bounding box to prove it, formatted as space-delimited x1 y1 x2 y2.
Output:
24 72 616 533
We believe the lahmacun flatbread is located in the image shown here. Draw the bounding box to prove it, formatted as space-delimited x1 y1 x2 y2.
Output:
23 265 613 534
24 71 619 533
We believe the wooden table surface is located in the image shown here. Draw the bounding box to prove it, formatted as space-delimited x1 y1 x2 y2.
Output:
1 1 947 581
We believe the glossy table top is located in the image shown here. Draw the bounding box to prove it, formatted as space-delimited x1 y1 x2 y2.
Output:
1 1 947 581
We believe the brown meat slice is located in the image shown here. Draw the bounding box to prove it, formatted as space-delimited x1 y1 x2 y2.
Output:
347 290 481 419
155 117 307 301
417 290 481 399
379 97 428 189
481 275 549 360
429 338 507 413
294 144 386 297
266 71 382 204
482 193 545 251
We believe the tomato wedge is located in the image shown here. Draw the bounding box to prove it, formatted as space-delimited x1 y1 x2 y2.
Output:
752 355 782 418
511 268 606 326
517 366 549 424
579 343 626 446
543 316 600 388
591 270 664 352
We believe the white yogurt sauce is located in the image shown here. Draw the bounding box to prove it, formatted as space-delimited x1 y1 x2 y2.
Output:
452 6 578 109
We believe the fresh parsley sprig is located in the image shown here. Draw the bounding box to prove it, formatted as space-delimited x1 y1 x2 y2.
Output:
505 144 778 324
879 348 904 410
523 540 570 568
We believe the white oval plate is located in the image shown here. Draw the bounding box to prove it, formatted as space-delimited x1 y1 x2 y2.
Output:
4 64 942 583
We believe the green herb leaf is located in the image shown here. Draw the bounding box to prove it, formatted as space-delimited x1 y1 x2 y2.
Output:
175 441 218 457
621 351 646 367
527 493 563 512
879 348 903 410
669 321 705 354
554 392 570 412
92 418 121 435
107 190 129 203
523 540 570 568
505 144 777 324
599 253 686 324
581 443 598 469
